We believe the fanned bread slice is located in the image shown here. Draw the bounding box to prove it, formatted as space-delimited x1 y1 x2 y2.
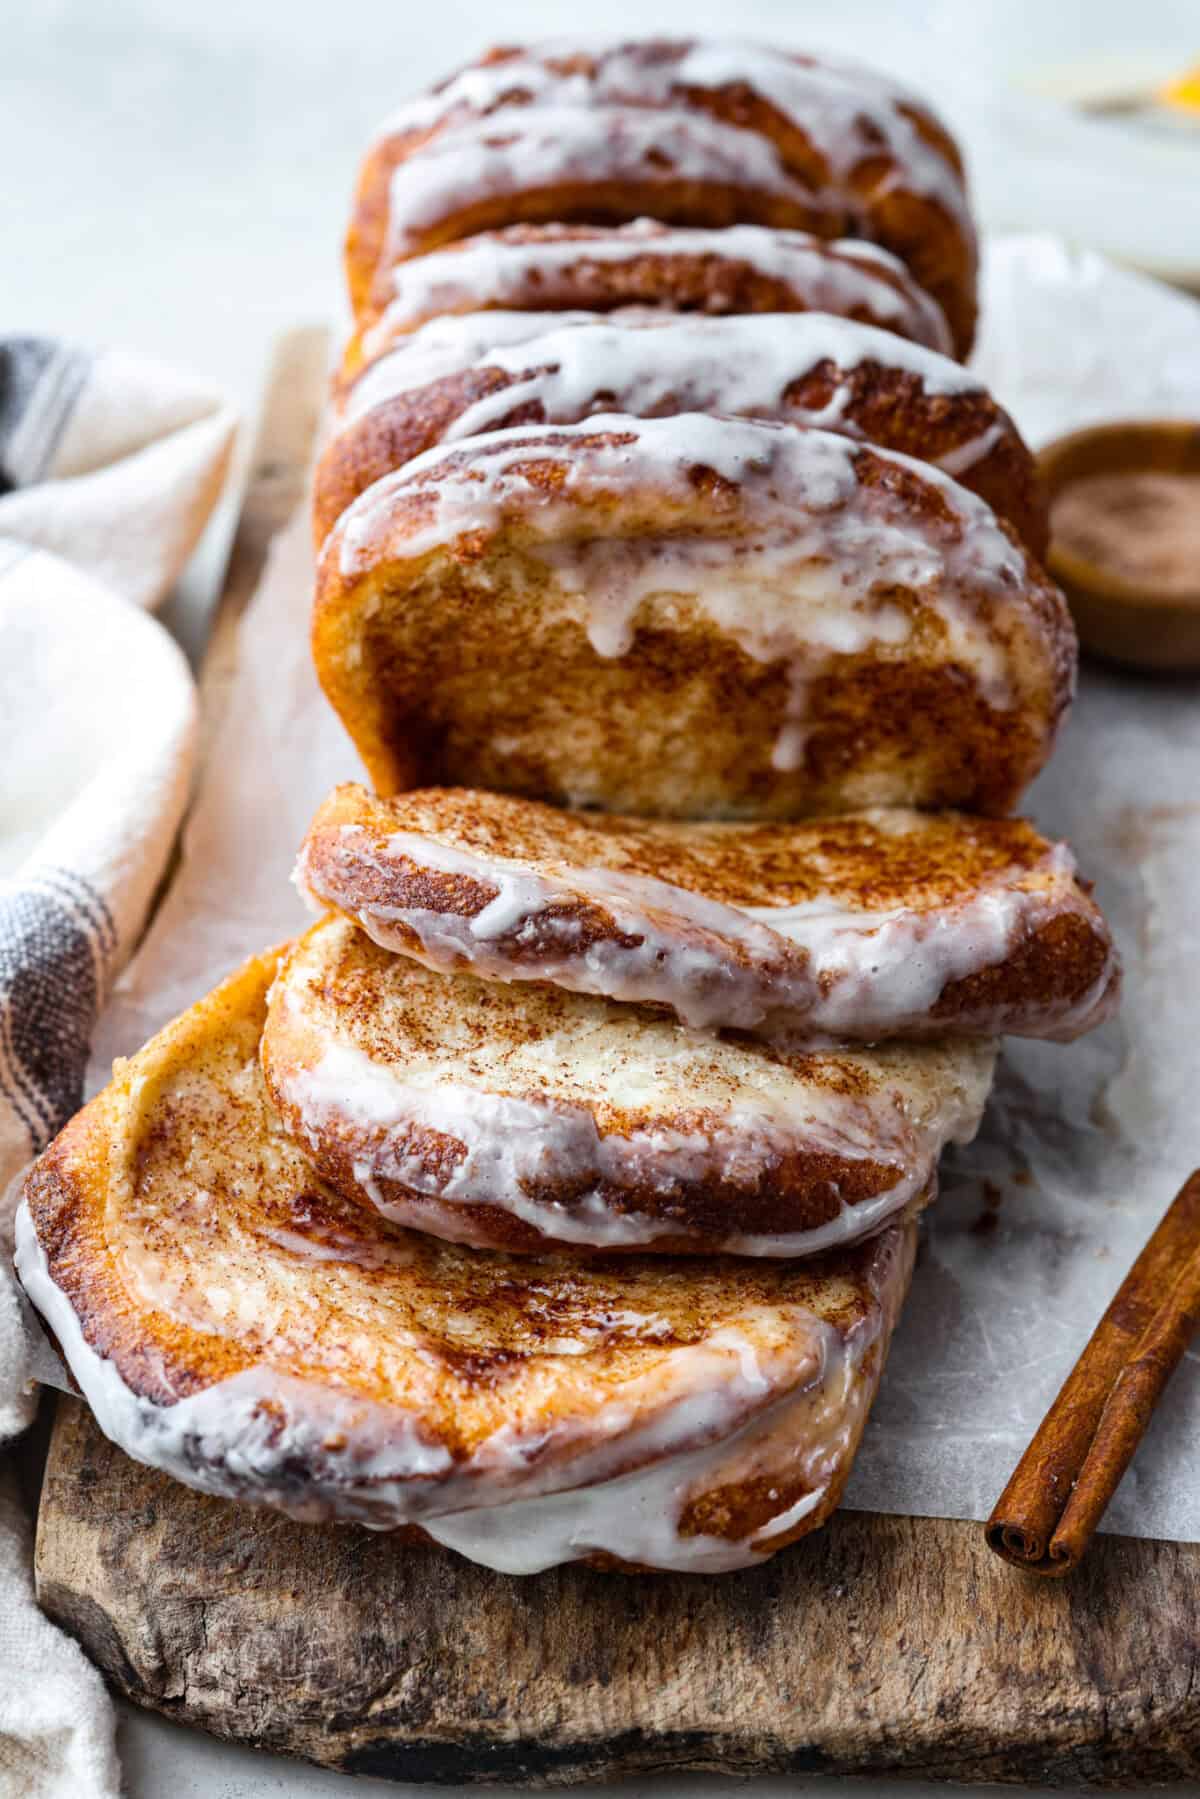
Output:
16 948 917 1573
315 416 1075 820
315 310 1045 552
262 916 994 1256
298 786 1119 1045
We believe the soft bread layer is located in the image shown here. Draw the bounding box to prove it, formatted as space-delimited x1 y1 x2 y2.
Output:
316 310 1045 553
315 415 1075 820
262 916 994 1255
16 948 917 1570
346 40 976 351
351 222 954 362
298 786 1118 1044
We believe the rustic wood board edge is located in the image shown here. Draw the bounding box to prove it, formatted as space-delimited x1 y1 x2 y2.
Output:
36 1397 1200 1790
32 327 1200 1789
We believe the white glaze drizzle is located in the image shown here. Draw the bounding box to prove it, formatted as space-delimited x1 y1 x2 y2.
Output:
364 222 953 354
344 310 979 445
335 413 1031 722
15 1195 907 1568
383 104 837 261
295 828 1116 1044
740 868 1117 1043
374 39 970 236
345 309 610 419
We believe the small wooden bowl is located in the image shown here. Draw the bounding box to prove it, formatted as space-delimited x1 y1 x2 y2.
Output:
1037 420 1200 674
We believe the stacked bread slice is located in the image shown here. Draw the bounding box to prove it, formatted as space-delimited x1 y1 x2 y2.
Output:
18 39 1119 1575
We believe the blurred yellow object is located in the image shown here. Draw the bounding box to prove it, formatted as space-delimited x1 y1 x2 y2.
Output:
1159 64 1200 113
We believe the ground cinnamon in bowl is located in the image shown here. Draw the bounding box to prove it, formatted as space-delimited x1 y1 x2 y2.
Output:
1038 421 1200 672
1051 470 1200 597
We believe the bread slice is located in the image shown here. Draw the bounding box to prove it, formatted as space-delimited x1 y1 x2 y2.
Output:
314 416 1075 819
17 947 917 1572
297 785 1118 1045
348 222 955 364
315 310 1045 553
262 916 993 1256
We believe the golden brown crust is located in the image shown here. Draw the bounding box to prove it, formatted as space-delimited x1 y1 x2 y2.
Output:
23 951 290 1406
931 909 1110 1024
345 41 976 352
285 1139 923 1260
353 168 826 315
313 420 1075 821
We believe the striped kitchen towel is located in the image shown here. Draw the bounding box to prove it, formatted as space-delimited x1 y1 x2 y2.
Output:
0 336 234 1799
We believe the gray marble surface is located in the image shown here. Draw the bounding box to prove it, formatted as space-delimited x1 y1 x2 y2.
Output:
7 0 1200 1792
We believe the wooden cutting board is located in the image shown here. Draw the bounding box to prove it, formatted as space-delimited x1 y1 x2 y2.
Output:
33 330 1200 1790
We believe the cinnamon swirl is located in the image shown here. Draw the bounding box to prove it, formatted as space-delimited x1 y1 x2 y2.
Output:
261 915 993 1256
314 415 1075 819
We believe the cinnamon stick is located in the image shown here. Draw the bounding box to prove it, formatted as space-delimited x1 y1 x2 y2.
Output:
986 1169 1200 1576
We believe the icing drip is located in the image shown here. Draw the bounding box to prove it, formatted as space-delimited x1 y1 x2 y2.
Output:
335 414 1031 723
297 830 1114 1044
346 309 611 419
365 223 953 353
935 421 1008 478
423 1330 865 1573
384 105 839 260
345 310 977 439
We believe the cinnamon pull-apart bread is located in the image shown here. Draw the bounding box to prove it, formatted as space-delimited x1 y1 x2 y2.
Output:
298 786 1119 1045
313 415 1075 819
349 221 954 358
316 311 1045 553
346 40 976 354
16 948 919 1571
261 916 994 1256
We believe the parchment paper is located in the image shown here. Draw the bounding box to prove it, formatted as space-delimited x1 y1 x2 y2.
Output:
87 234 1200 1540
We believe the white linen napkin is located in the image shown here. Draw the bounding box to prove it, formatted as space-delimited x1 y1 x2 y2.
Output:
0 336 235 1798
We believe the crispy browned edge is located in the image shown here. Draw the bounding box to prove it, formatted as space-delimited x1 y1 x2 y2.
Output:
427 1216 917 1567
343 42 976 354
22 951 289 1408
338 223 955 381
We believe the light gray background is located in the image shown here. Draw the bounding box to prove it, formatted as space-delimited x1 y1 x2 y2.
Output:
6 1 1200 1794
